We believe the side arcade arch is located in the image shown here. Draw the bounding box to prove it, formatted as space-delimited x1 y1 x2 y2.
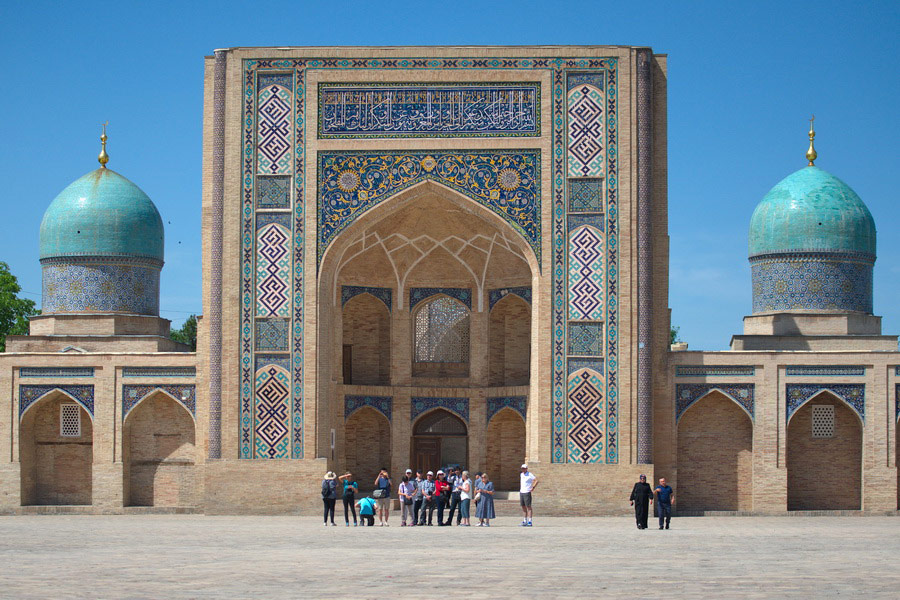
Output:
19 389 93 506
344 406 392 489
485 407 526 491
411 408 468 475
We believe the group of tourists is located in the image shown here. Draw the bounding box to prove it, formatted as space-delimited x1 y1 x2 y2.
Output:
321 464 540 528
629 475 675 530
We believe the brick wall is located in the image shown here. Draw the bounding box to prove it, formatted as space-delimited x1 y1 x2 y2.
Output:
676 393 753 511
20 395 93 505
485 408 526 490
124 393 198 507
345 407 392 488
787 395 862 510
342 295 391 385
488 296 530 386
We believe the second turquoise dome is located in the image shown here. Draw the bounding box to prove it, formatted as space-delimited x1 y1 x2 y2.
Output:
40 168 164 262
748 166 875 258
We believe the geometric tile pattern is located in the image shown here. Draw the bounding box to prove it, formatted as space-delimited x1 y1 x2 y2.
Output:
567 178 604 212
786 383 865 423
750 254 873 314
895 384 900 421
318 151 540 264
675 383 754 422
345 395 392 422
241 55 618 464
675 366 755 377
255 318 290 352
256 223 291 317
122 367 196 377
254 364 291 459
409 287 472 311
486 396 527 423
256 175 291 209
341 285 392 311
411 397 469 423
567 322 603 356
785 366 865 377
257 74 293 175
122 384 196 419
568 225 604 320
319 83 540 138
19 367 94 378
566 369 604 463
567 357 604 377
254 355 290 373
19 384 94 418
488 286 531 310
41 262 160 315
566 74 605 177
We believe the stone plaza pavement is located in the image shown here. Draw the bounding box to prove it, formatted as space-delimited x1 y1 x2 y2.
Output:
0 515 898 598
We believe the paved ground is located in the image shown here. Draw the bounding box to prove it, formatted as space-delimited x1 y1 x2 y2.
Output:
0 515 897 598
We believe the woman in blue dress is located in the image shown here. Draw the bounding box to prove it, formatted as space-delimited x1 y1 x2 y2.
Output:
475 472 495 526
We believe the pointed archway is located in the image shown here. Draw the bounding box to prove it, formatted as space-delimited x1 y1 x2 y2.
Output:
412 409 468 474
486 407 526 490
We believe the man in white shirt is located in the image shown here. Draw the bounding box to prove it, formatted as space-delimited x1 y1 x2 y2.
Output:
519 463 538 527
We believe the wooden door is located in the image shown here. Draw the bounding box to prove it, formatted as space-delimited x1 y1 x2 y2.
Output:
413 437 440 474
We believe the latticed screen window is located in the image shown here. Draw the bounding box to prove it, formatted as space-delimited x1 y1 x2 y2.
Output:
60 404 81 437
811 405 834 438
414 297 470 363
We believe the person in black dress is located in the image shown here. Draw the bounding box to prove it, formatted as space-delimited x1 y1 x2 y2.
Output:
629 474 653 529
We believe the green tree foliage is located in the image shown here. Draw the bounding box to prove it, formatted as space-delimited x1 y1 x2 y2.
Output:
0 262 37 352
669 325 681 346
170 314 198 350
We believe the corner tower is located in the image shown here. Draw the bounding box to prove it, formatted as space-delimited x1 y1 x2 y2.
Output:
732 120 896 350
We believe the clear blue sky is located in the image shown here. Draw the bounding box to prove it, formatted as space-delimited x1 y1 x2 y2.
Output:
2 0 897 349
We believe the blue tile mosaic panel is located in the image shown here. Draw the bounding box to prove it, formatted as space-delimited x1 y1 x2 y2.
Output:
567 358 604 377
19 384 94 418
122 367 196 377
675 384 755 421
257 73 293 175
254 363 291 458
567 368 605 462
568 225 604 321
786 383 865 422
567 178 604 213
345 395 392 422
785 365 865 376
675 366 755 377
750 254 873 313
567 73 605 177
567 322 603 355
487 396 527 422
256 176 291 209
341 286 392 311
254 354 291 372
318 151 540 264
411 397 469 422
42 262 160 315
19 367 94 378
319 83 540 138
409 287 471 310
122 384 196 419
255 318 290 352
488 287 531 310
895 385 900 420
256 221 291 318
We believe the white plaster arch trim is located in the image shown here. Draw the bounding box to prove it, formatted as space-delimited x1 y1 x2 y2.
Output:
345 403 392 426
786 388 865 428
487 405 527 425
19 388 94 422
321 180 538 311
123 387 197 425
676 388 754 425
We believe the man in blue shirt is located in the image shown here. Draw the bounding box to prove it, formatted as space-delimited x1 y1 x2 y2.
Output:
654 477 674 530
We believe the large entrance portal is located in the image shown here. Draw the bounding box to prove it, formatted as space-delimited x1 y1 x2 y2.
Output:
412 409 467 474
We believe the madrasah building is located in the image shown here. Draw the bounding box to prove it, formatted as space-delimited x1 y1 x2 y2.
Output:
1 46 897 515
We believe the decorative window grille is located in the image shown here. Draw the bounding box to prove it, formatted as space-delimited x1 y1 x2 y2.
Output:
60 404 81 437
811 405 834 438
414 297 470 363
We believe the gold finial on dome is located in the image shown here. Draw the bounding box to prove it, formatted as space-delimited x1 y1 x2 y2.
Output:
98 121 109 168
806 115 817 166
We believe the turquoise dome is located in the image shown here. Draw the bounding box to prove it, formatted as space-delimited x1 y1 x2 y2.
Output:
40 168 164 262
748 166 875 258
